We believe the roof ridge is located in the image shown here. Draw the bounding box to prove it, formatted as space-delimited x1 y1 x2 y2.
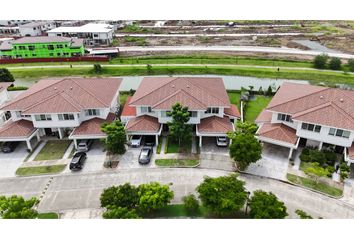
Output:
278 124 294 143
58 91 83 111
71 79 108 107
328 101 354 124
213 117 231 132
152 88 206 109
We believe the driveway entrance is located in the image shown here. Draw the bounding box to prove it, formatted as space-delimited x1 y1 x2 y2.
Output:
0 142 29 178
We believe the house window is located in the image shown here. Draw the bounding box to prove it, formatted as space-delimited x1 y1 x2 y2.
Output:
301 122 321 133
189 111 197 118
329 128 350 138
277 113 293 123
58 113 74 120
141 107 152 114
56 44 63 48
18 46 26 50
15 111 21 118
94 34 98 37
205 107 219 114
85 109 100 116
28 45 35 50
47 45 54 50
35 114 52 121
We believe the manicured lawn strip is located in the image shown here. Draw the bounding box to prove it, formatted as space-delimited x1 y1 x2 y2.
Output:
227 91 241 110
166 137 191 153
16 165 66 176
34 140 71 161
155 159 199 167
244 95 272 122
10 65 354 85
287 173 343 197
143 204 208 218
37 212 59 219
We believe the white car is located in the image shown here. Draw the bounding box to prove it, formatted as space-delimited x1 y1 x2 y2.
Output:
216 137 228 147
131 135 142 147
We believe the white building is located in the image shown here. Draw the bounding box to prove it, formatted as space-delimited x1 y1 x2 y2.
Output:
19 21 56 37
0 77 122 151
0 83 13 125
47 23 114 46
255 82 354 162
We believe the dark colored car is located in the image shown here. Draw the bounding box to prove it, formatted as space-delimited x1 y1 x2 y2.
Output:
138 146 153 164
1 142 19 153
143 135 156 146
69 152 87 171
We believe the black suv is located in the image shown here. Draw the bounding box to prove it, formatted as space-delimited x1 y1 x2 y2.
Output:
1 142 19 153
69 152 87 171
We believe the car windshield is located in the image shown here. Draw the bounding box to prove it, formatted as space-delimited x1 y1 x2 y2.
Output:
132 136 141 140
218 137 227 142
141 149 149 157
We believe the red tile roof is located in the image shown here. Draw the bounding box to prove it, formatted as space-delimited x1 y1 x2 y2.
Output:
0 120 36 139
130 77 230 110
125 115 161 133
2 78 122 114
258 123 298 145
198 116 233 134
0 82 12 93
255 109 272 124
121 96 136 117
348 143 354 159
224 104 240 118
70 113 116 137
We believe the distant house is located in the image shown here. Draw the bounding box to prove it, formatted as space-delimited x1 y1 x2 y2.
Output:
47 23 114 46
19 21 56 37
0 36 84 59
121 77 240 147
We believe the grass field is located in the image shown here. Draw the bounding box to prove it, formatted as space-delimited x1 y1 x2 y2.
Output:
244 95 272 122
166 137 192 154
155 159 199 167
16 165 67 176
34 140 71 161
287 173 343 197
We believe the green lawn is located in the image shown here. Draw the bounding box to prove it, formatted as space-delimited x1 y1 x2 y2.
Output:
119 91 131 106
16 165 67 176
155 159 199 167
244 95 272 122
143 204 208 218
287 173 343 197
37 212 59 219
166 137 192 154
34 140 71 161
227 91 241 108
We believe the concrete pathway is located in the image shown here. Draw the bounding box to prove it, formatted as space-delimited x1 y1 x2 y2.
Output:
27 141 46 162
21 158 69 167
62 142 74 159
191 136 197 154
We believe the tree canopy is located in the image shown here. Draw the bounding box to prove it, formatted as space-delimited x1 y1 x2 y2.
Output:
0 195 38 219
137 182 174 213
197 174 247 216
304 162 330 184
102 206 141 219
167 102 192 146
101 120 126 154
100 183 139 209
249 190 288 219
313 54 329 69
0 68 15 82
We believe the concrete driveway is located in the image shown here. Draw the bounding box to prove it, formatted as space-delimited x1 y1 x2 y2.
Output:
0 142 29 178
244 143 290 180
118 145 156 169
201 137 229 155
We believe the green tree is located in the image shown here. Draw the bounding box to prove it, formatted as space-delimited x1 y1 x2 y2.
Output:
182 194 200 215
228 132 262 170
102 206 141 219
329 57 341 70
313 54 329 69
234 121 258 135
295 209 313 219
0 195 38 219
197 174 247 217
137 182 174 213
100 183 139 209
304 162 330 184
167 103 192 146
348 59 354 72
249 190 288 219
101 120 126 154
146 64 153 75
0 68 15 82
340 162 350 181
266 85 273 96
93 63 102 74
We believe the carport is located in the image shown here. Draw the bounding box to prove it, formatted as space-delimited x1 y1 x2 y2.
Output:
196 116 234 147
125 115 162 145
0 120 40 151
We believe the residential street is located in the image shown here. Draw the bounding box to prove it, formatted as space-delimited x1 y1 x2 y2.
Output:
1 168 354 218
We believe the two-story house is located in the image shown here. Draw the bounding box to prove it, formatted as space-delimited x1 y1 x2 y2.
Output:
121 77 240 147
0 82 13 125
0 77 121 151
255 82 354 163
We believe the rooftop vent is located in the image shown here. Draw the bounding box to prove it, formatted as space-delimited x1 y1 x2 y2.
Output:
186 85 190 88
340 98 344 102
320 95 324 99
54 87 57 90
70 87 73 90
171 85 175 88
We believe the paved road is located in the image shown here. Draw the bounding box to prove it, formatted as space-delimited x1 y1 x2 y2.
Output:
1 168 354 218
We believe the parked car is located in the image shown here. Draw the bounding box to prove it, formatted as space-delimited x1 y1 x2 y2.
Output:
138 146 153 164
216 137 228 147
77 139 93 152
144 135 156 146
69 152 87 171
1 142 19 153
131 135 142 147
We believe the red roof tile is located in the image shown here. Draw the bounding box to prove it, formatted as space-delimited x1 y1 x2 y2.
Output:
70 113 116 137
125 115 161 133
0 82 12 93
0 120 36 139
348 143 354 159
121 96 136 117
224 104 240 118
255 109 272 124
198 116 233 134
258 123 298 145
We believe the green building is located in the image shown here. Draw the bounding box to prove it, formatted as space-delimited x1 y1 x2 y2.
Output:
0 36 84 59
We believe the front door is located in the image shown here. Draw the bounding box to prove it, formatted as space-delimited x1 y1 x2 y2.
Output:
44 128 52 136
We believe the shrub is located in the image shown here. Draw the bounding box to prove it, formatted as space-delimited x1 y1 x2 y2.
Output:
7 86 28 91
348 59 354 72
326 166 335 177
329 57 341 70
323 151 337 166
182 194 200 215
93 63 102 74
103 206 141 219
137 182 174 213
313 54 329 69
100 183 139 209
295 209 313 219
0 68 15 82
340 163 350 181
249 190 288 219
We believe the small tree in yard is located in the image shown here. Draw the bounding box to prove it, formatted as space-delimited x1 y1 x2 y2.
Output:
102 207 141 219
0 195 39 219
146 64 153 75
266 85 272 96
249 190 288 219
235 121 258 135
101 120 126 154
93 63 102 74
167 102 192 147
0 68 15 82
329 57 342 70
137 182 174 213
304 162 330 184
182 194 200 215
197 174 247 217
313 54 329 69
100 183 139 209
348 59 354 72
228 132 262 171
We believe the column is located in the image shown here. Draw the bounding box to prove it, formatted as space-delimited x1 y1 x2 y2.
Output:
58 128 64 139
26 139 32 152
288 148 294 160
318 142 323 150
74 139 78 149
199 136 202 147
36 131 41 141
155 135 159 146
